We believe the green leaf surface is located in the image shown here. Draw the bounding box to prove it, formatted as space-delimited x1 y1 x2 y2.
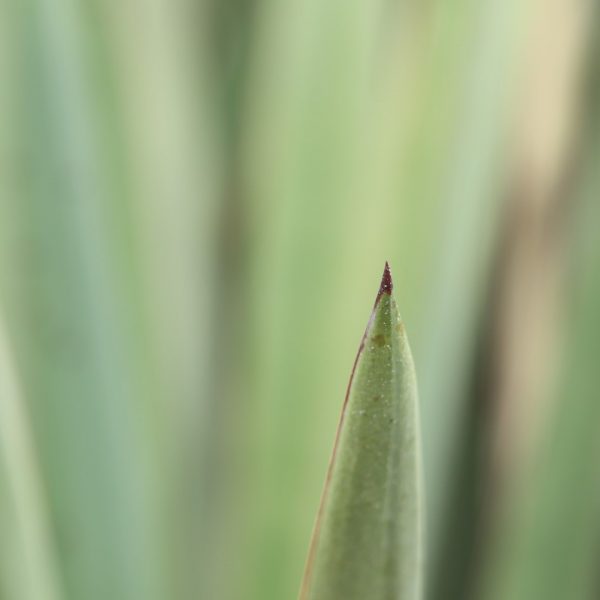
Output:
300 263 423 600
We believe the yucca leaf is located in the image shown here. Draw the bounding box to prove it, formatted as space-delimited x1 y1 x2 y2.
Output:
300 263 424 600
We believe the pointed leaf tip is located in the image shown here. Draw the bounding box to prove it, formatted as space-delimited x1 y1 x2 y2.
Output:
376 262 393 304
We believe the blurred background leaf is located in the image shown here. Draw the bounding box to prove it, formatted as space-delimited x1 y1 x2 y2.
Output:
0 0 598 599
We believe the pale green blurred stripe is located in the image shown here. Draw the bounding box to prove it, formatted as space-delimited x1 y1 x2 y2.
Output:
0 315 63 600
98 2 221 596
2 0 168 597
0 0 219 598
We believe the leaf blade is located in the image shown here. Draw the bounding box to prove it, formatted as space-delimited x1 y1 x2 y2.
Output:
300 263 424 600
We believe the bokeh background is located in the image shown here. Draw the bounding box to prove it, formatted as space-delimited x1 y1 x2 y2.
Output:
1 0 599 599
